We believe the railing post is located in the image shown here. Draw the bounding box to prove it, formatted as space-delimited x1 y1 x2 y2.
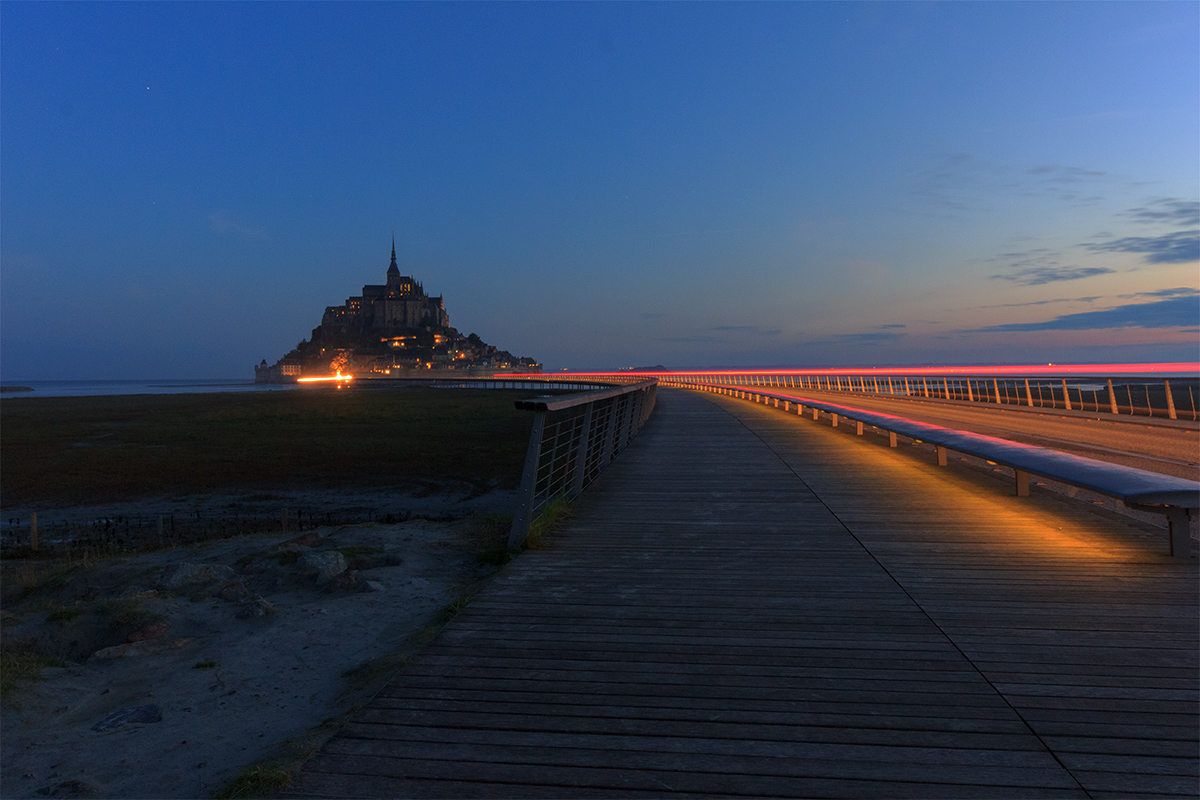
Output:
1107 379 1119 414
831 413 839 428
935 446 948 466
942 377 950 399
888 431 897 447
1165 508 1191 557
855 420 863 435
568 402 594 498
1165 379 1178 420
1024 378 1034 407
509 410 547 548
966 380 974 402
993 378 1001 405
1015 470 1029 497
1062 378 1072 411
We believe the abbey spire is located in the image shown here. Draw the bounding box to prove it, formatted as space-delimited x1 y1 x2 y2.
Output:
387 234 399 275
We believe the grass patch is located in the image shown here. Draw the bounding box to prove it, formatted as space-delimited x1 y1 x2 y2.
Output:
339 654 409 697
0 644 65 697
212 763 294 799
45 606 85 623
1 388 553 508
524 496 574 550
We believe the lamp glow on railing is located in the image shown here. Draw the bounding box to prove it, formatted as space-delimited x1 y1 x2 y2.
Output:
297 372 354 383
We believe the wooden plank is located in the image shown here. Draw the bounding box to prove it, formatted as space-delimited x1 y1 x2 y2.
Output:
285 389 1196 799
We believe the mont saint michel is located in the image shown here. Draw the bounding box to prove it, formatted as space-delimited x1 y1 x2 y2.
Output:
255 239 540 382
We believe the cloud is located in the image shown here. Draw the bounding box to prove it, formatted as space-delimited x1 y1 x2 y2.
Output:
1082 230 1199 264
1122 198 1200 228
208 212 268 240
640 312 668 319
968 294 1199 333
829 331 906 342
879 323 906 329
710 326 781 336
991 265 1115 286
1118 287 1198 299
983 297 1100 308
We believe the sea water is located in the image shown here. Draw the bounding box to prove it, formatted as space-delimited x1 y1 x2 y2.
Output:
0 378 299 399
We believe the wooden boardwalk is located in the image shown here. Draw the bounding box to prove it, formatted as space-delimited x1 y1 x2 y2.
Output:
287 388 1199 799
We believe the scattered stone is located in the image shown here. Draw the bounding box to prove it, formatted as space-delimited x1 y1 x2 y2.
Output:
323 569 358 593
346 551 387 570
125 622 169 643
36 779 100 798
160 563 236 591
383 550 405 566
235 598 278 619
91 638 193 660
240 557 274 575
259 531 322 557
91 704 162 732
296 550 346 585
216 581 250 602
359 580 385 593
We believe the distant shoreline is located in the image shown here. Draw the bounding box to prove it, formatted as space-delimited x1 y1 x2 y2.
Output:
0 386 34 393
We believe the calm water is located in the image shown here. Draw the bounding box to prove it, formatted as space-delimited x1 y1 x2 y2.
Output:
0 379 299 399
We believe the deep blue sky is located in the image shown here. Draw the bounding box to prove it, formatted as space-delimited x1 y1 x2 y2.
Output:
2 2 1197 379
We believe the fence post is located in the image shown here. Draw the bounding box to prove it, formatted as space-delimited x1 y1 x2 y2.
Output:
993 379 1001 405
568 402 595 498
1107 379 1119 414
943 377 950 399
1164 379 1178 420
966 380 974 402
1061 378 1072 411
1024 378 1034 407
509 410 548 548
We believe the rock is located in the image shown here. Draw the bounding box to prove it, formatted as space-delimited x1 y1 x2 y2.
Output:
91 704 162 732
260 531 322 556
383 550 405 566
296 550 346 585
323 569 358 593
359 580 385 593
125 622 169 643
91 638 193 660
216 581 250 602
36 780 100 798
235 597 278 619
160 563 236 591
240 557 274 575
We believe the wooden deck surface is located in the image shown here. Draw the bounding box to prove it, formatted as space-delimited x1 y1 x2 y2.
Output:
286 388 1198 799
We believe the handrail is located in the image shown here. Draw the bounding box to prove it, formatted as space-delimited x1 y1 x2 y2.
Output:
684 381 1198 558
643 368 1200 421
508 379 658 548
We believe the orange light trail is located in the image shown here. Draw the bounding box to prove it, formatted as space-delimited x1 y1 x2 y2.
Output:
297 372 354 384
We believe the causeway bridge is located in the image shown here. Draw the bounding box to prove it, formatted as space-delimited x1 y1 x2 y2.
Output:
288 367 1198 798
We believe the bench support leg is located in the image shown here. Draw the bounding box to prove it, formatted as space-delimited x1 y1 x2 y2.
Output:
935 446 947 466
1015 469 1029 497
812 407 818 420
832 413 839 428
855 420 863 436
1166 508 1192 558
889 431 897 448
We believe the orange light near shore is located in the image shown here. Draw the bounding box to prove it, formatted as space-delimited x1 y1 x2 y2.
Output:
297 372 354 384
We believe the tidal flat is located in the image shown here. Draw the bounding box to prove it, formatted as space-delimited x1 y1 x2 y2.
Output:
0 386 555 798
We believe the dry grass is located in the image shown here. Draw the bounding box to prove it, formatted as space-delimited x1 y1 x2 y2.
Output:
1 388 548 508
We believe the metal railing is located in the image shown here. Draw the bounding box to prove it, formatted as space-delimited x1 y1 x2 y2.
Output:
658 370 1199 421
508 379 658 548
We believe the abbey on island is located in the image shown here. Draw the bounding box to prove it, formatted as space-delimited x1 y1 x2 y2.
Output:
255 239 540 382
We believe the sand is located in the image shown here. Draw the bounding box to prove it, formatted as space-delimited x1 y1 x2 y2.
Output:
1 491 514 799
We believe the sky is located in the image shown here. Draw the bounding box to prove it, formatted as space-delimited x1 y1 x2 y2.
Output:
2 1 1197 379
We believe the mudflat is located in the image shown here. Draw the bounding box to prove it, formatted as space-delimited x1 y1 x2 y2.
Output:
0 386 544 798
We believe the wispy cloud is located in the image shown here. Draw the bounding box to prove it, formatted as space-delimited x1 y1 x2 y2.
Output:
1081 230 1199 264
208 211 268 240
983 297 1100 308
991 265 1115 286
1118 287 1198 299
710 325 781 336
968 295 1199 333
1122 198 1200 228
